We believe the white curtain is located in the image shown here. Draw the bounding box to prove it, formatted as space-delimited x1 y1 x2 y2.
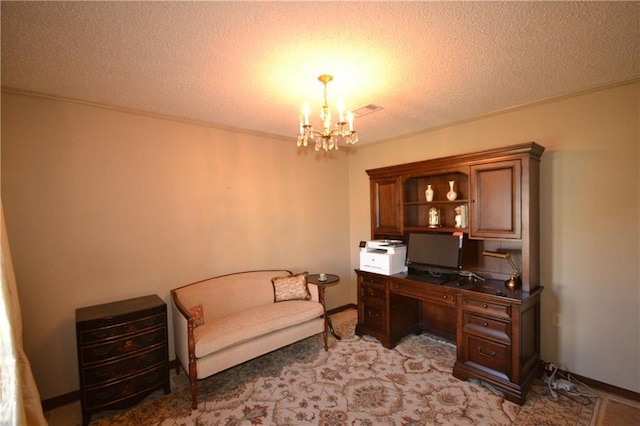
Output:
1 202 47 425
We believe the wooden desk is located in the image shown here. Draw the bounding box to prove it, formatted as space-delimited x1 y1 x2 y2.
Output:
355 269 542 405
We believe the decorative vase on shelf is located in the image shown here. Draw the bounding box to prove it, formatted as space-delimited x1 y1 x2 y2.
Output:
446 180 457 201
425 185 434 202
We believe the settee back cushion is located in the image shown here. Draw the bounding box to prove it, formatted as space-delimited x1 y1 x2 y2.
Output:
174 270 292 322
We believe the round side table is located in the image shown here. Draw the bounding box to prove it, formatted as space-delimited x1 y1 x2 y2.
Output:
308 274 341 340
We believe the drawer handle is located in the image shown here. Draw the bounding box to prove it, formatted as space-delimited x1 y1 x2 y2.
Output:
483 322 488 327
442 295 448 300
367 310 380 319
477 347 497 358
482 304 488 309
141 333 161 345
92 347 111 356
91 330 109 339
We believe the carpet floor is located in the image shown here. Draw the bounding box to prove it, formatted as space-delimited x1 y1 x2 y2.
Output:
86 309 603 425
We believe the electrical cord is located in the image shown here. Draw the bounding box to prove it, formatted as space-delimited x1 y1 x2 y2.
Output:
544 363 559 399
458 270 485 280
543 363 598 405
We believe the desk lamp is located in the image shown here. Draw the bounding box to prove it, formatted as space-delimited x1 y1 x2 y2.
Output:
482 251 521 289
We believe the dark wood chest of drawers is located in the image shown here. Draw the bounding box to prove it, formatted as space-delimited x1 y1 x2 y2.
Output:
76 294 170 425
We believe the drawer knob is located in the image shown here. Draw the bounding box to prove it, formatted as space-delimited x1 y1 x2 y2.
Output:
483 322 488 327
442 295 448 299
477 346 497 358
482 304 488 309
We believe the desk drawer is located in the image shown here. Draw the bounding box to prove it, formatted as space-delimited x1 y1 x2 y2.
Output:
361 282 385 303
361 303 385 330
463 335 510 380
462 297 511 320
423 285 456 306
463 313 510 344
360 272 385 290
390 279 456 306
360 272 386 286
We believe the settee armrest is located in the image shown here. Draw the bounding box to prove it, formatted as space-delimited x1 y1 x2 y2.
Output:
170 290 198 376
308 282 320 303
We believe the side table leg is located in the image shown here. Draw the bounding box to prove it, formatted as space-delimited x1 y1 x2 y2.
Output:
327 316 341 340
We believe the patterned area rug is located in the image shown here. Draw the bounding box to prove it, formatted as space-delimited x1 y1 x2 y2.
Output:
93 310 599 425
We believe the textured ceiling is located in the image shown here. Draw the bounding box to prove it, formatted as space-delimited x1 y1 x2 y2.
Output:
2 1 639 146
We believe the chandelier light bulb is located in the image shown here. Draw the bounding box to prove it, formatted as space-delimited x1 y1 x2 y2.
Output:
302 104 310 125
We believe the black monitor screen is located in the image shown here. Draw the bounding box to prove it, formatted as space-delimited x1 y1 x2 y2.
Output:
407 232 463 273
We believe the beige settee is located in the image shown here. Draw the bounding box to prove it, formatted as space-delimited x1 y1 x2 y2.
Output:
171 270 327 408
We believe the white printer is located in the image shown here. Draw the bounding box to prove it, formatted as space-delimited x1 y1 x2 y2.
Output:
359 240 407 275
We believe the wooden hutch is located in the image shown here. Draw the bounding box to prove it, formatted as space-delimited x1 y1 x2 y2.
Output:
355 142 544 404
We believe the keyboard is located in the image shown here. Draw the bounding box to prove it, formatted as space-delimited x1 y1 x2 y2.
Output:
406 273 453 285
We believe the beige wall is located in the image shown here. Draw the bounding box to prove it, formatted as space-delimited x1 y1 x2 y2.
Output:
1 92 352 400
348 81 640 394
2 80 639 401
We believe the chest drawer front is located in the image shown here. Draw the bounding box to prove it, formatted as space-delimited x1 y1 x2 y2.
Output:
82 346 168 387
82 365 167 410
81 327 167 364
463 297 511 320
464 335 511 380
79 313 166 344
463 313 510 344
77 302 165 331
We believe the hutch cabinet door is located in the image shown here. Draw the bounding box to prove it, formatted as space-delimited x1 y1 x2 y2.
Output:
470 160 521 239
371 176 402 236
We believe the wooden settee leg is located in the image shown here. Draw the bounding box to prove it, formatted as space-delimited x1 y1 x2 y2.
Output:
187 319 198 409
190 379 197 409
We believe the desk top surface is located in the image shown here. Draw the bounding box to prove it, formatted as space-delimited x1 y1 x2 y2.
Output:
357 269 542 302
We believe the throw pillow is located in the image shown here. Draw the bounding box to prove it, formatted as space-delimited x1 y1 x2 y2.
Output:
272 271 311 302
188 304 205 327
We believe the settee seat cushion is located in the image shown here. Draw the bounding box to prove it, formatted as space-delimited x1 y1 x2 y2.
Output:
193 300 324 358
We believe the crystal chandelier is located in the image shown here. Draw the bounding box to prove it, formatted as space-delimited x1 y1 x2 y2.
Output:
297 74 359 151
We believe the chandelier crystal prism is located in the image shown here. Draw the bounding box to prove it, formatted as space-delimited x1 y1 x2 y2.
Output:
296 74 359 151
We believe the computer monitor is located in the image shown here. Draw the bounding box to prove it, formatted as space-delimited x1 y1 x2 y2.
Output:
406 232 463 275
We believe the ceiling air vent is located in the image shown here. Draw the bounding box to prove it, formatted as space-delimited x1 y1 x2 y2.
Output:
351 104 383 118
